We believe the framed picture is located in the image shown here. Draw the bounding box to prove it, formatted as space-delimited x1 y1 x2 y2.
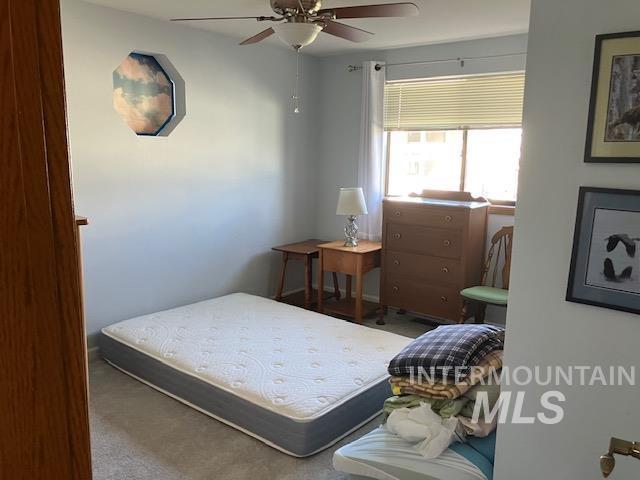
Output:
585 31 640 163
567 187 640 314
112 52 175 136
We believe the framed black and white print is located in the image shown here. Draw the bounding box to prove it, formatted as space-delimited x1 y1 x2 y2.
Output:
585 31 640 163
567 187 640 314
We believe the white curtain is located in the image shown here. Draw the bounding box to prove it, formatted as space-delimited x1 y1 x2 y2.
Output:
357 61 386 241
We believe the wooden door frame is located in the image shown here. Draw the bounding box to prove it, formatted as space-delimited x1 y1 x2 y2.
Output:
1 0 92 478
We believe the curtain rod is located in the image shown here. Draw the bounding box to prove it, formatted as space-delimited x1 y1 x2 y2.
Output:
346 52 527 72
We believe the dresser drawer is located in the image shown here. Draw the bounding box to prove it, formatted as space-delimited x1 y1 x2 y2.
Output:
384 251 462 286
383 276 461 321
386 223 462 259
384 201 466 228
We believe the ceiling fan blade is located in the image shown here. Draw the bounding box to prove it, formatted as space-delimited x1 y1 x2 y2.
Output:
319 20 373 43
239 27 276 45
318 2 419 19
171 16 277 22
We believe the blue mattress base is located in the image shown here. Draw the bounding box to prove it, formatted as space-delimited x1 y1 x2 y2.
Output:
99 332 392 457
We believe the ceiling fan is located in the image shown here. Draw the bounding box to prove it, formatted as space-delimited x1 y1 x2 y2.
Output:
171 1 420 50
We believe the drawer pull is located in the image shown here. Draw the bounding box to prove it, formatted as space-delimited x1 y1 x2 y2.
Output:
394 211 402 217
444 215 453 222
443 240 451 247
393 259 400 266
441 267 449 273
392 286 399 292
440 296 448 303
394 233 402 240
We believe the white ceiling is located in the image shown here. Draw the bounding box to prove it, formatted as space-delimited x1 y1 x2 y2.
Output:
85 0 531 56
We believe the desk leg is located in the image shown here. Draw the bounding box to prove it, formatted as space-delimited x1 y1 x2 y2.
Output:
355 256 364 324
304 256 312 310
346 275 352 301
332 273 340 300
318 250 324 313
276 252 289 301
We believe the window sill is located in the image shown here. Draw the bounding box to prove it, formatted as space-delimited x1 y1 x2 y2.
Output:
489 205 516 216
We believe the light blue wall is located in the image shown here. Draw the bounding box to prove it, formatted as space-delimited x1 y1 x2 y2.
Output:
61 0 321 344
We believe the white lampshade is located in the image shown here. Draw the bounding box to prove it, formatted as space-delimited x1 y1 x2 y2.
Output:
336 188 368 216
272 22 322 49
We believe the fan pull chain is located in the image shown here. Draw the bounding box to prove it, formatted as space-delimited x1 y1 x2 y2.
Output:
292 46 301 114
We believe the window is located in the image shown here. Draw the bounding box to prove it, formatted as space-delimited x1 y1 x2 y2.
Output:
407 132 422 143
387 130 464 195
387 127 522 201
384 73 525 202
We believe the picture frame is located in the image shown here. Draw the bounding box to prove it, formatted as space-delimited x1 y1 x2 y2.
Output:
567 186 640 314
585 31 640 163
112 52 176 136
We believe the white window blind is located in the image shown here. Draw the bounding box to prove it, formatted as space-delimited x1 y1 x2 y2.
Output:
384 72 525 131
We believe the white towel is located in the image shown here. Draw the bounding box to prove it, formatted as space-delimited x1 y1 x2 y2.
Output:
385 403 459 459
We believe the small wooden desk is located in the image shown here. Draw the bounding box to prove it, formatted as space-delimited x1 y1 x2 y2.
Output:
317 240 382 324
272 239 340 310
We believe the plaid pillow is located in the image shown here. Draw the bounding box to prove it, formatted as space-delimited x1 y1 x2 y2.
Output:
388 324 505 378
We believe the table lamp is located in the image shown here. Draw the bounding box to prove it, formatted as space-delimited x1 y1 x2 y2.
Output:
336 187 368 247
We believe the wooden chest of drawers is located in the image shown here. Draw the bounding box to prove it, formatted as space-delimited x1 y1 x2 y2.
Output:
380 195 489 323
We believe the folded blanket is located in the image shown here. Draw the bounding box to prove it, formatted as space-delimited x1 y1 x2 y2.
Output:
390 351 503 400
384 379 502 427
388 324 505 378
383 394 470 420
383 395 425 419
460 380 502 417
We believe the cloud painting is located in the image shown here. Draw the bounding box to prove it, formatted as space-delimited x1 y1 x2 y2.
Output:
113 53 175 136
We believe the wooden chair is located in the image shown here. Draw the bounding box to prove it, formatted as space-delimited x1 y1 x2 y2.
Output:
459 225 514 324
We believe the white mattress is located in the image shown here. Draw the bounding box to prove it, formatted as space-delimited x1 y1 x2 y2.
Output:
100 293 413 455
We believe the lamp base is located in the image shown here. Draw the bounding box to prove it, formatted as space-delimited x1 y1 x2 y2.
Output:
344 238 359 247
344 215 359 247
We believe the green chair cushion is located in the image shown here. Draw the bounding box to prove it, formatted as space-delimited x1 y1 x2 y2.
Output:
461 286 508 305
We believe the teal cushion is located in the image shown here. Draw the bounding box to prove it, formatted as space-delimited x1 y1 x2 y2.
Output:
461 286 508 305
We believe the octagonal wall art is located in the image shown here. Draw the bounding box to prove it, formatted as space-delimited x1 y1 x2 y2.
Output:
113 52 175 136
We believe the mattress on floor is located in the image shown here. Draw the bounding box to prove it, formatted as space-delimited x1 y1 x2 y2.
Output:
333 427 494 480
99 293 412 457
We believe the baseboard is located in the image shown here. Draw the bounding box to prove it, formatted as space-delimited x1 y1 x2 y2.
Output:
274 285 380 304
87 346 100 362
314 284 380 304
271 287 305 300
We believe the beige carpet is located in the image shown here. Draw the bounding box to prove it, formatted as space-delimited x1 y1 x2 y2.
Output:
90 312 434 480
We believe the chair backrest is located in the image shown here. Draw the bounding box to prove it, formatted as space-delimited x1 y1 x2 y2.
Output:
482 226 514 289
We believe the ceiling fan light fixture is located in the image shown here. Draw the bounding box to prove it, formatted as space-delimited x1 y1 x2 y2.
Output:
272 22 322 49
